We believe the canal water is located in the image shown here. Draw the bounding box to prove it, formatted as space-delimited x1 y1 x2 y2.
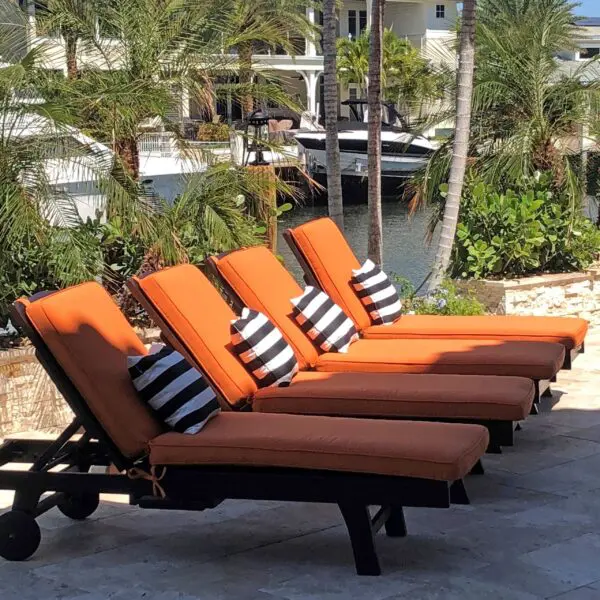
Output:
151 173 438 288
278 201 438 288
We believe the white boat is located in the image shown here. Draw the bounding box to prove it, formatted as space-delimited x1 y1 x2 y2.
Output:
295 100 436 178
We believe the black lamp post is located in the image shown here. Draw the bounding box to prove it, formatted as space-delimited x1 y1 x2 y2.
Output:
247 109 270 166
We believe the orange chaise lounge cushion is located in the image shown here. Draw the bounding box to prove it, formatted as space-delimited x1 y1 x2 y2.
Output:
254 371 534 422
130 265 534 422
209 247 565 380
149 412 489 482
19 283 164 458
131 266 260 408
287 217 588 350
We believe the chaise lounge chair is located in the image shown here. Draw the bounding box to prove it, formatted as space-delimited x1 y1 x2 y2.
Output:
128 264 534 451
206 246 565 403
0 283 489 575
283 217 587 369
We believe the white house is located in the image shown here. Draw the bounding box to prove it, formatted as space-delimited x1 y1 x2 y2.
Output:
17 0 458 124
558 18 600 61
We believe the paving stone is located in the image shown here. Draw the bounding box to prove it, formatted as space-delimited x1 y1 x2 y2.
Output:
521 533 600 589
4 325 600 599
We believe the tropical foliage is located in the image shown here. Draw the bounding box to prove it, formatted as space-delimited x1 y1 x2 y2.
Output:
0 0 301 325
416 0 600 208
337 29 447 129
450 173 600 279
212 0 318 115
391 276 485 315
412 0 600 283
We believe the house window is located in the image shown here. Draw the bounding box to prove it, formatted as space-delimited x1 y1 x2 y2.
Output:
581 47 600 58
359 10 367 34
348 10 356 38
349 87 358 101
435 4 445 18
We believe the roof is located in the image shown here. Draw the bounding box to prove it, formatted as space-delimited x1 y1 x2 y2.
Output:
576 18 600 27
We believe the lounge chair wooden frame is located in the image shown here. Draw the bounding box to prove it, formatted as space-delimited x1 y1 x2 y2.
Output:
132 261 516 452
0 301 473 576
282 226 584 371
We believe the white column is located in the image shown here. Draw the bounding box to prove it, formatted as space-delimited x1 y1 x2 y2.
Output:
180 86 190 121
26 0 37 50
305 7 316 56
366 0 373 29
308 71 321 116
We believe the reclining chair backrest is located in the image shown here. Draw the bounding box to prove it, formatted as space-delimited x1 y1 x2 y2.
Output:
208 247 322 369
285 217 372 331
129 265 258 408
16 283 164 459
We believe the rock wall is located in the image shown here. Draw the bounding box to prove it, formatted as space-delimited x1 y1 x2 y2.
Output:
0 327 161 438
456 269 600 325
0 347 73 437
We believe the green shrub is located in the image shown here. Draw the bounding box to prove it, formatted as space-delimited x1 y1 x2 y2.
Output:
390 276 486 316
451 173 600 280
196 122 231 142
0 228 103 327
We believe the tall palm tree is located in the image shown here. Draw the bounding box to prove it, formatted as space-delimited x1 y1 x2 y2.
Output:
322 0 344 230
367 0 384 265
427 0 477 291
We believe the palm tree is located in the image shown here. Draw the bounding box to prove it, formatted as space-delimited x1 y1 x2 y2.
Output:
322 0 344 230
427 0 476 291
367 0 384 265
35 0 98 79
337 31 370 97
415 0 600 230
53 0 292 181
216 0 318 117
337 28 446 128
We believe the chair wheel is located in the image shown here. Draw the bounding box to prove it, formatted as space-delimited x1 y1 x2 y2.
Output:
0 511 41 561
57 493 100 520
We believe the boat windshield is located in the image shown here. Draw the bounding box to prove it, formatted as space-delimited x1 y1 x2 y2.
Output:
345 101 398 126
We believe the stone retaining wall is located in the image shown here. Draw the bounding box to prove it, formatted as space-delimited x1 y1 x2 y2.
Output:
456 268 600 325
0 327 161 438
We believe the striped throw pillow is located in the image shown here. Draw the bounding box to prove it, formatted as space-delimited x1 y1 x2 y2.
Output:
128 345 220 434
231 308 298 387
291 286 359 353
351 259 402 325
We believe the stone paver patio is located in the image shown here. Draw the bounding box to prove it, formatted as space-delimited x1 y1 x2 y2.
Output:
2 329 600 599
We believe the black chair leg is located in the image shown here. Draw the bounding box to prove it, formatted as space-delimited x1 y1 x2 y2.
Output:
384 505 407 537
450 480 470 505
469 460 485 476
338 502 382 576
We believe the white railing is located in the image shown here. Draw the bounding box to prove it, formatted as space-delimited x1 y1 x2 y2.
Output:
138 132 176 157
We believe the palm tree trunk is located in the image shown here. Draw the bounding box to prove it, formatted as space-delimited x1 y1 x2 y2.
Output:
427 0 477 292
322 0 344 231
64 30 78 80
238 41 255 117
114 137 140 181
367 0 384 265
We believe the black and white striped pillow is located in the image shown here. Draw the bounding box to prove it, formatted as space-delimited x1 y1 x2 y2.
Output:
128 345 220 434
351 259 402 325
291 287 359 353
231 308 298 387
